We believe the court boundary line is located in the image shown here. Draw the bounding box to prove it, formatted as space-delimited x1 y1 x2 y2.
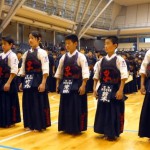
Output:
0 121 58 144
0 145 22 150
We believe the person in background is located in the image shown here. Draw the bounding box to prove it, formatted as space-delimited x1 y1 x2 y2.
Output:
80 48 89 64
44 47 55 92
87 51 96 92
16 50 23 91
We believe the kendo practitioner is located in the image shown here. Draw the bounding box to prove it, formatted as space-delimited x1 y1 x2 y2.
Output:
0 36 21 127
139 49 150 139
93 36 128 141
19 31 51 131
55 34 89 134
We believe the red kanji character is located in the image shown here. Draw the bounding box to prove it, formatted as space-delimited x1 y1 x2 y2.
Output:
26 61 33 71
64 66 72 77
0 67 3 77
103 70 111 82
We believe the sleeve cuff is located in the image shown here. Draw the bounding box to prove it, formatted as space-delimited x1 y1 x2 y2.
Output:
54 74 62 79
42 71 49 76
82 74 89 79
10 71 17 75
139 70 146 75
121 75 128 79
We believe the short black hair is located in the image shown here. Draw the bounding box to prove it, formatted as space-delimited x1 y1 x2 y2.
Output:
29 31 42 40
88 51 93 54
99 50 107 56
121 52 128 58
65 34 78 43
60 47 65 51
2 36 14 45
106 36 118 45
128 56 134 61
16 50 23 54
44 46 53 51
80 48 85 51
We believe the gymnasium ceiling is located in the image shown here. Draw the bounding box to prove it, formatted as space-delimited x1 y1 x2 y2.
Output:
114 0 150 6
0 0 150 39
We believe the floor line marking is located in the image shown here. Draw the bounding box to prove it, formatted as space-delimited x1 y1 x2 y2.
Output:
0 121 58 144
0 145 23 150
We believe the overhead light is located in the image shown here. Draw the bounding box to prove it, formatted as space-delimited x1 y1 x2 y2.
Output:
2 12 7 18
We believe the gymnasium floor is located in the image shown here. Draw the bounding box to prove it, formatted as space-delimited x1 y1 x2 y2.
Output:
0 91 149 150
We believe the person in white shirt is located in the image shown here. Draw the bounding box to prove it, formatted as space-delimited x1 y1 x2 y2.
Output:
55 34 89 134
19 31 51 131
138 49 150 139
0 36 21 127
93 36 128 141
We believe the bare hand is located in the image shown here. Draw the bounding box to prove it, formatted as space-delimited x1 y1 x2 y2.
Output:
53 71 55 76
38 83 45 92
3 83 10 91
93 89 98 99
78 85 86 95
19 83 23 91
140 85 146 95
116 90 123 100
56 85 59 93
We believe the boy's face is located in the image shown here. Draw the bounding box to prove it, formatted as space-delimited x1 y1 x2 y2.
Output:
17 53 22 60
104 39 117 54
53 55 57 59
65 40 77 52
80 49 85 54
88 52 93 57
45 49 49 55
60 50 65 55
122 55 127 60
99 55 103 59
134 57 138 61
138 59 142 64
1 40 12 53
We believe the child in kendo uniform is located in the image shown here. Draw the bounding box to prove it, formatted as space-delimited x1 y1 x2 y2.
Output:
93 36 128 141
55 34 89 134
19 31 51 131
0 36 21 127
138 49 150 139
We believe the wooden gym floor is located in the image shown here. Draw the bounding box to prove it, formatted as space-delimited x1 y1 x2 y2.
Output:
0 91 149 150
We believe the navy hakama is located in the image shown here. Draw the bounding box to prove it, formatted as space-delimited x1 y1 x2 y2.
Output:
47 54 56 92
124 73 137 94
138 79 150 138
58 92 87 133
86 57 96 93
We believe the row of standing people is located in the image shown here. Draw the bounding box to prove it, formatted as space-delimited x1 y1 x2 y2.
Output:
0 32 51 131
0 33 150 142
12 42 145 95
46 46 144 95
